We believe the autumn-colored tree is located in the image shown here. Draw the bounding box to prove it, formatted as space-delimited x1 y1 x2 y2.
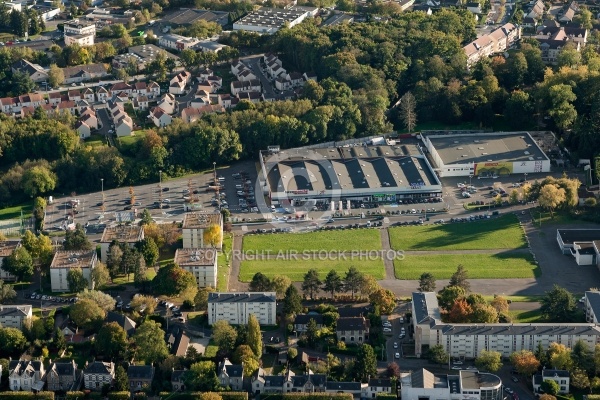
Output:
490 296 509 314
448 299 472 323
510 350 541 375
538 184 566 218
539 395 557 400
548 342 572 370
203 224 222 248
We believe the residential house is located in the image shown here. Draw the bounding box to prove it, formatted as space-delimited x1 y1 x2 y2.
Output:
82 87 95 102
81 108 99 128
150 106 173 128
0 305 32 329
198 68 213 81
76 100 91 113
231 60 246 75
533 370 570 394
106 311 137 336
205 75 222 90
326 381 364 397
11 59 48 82
62 64 108 84
267 62 286 79
45 360 77 392
147 81 161 98
464 22 521 66
48 92 63 106
65 33 95 46
127 365 155 392
526 0 544 20
83 361 115 391
133 96 150 111
169 71 192 95
536 26 587 64
171 370 185 391
336 317 369 344
192 88 211 106
217 94 239 109
133 81 148 98
559 6 575 23
110 82 134 96
363 379 392 398
96 86 110 102
115 92 129 103
237 69 257 82
288 72 304 87
231 79 261 95
0 97 18 113
275 77 291 91
75 121 92 139
181 105 224 123
251 369 327 395
55 100 77 115
166 327 190 356
294 314 324 333
50 250 97 292
197 83 215 95
157 93 177 115
218 359 243 391
8 360 45 391
0 241 21 281
116 114 134 136
466 1 482 14
19 93 45 108
523 16 537 29
208 292 276 325
237 91 263 103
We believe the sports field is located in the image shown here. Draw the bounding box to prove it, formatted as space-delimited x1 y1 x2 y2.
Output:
242 229 382 253
394 253 539 280
239 257 385 282
389 214 526 251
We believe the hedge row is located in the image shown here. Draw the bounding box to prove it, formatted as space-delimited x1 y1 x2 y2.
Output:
376 395 397 400
158 392 248 400
261 394 354 400
0 392 55 400
66 392 85 400
107 392 131 400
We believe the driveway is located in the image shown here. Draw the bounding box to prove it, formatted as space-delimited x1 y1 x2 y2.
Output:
245 57 276 99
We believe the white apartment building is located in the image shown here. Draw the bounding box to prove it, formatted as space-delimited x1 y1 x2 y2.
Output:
100 225 144 262
0 305 32 329
64 20 96 46
0 241 21 281
585 290 600 323
65 34 95 46
412 292 600 359
208 292 276 325
400 369 503 400
49 250 97 292
182 211 223 249
158 33 200 50
174 248 217 288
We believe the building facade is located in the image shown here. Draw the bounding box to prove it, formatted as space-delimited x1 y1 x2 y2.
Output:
83 362 115 391
175 248 218 288
208 292 277 325
0 305 32 329
400 369 503 400
182 211 223 249
50 250 97 292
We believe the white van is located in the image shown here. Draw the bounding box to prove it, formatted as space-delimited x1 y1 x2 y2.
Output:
235 184 243 189
48 196 53 204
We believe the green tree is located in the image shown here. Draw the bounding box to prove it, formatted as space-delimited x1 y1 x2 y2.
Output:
232 345 259 376
571 368 590 390
48 63 64 88
133 321 169 364
572 339 593 372
69 298 105 331
369 288 396 314
548 342 572 370
193 287 214 311
152 263 196 296
247 314 262 357
0 327 27 354
54 327 66 351
21 165 56 197
540 285 577 322
271 274 291 299
547 84 577 132
114 365 129 391
139 209 154 226
212 320 237 352
353 344 377 382
106 243 123 278
77 289 116 312
63 224 92 250
282 285 303 316
557 42 581 68
96 322 128 360
438 285 466 311
180 49 197 70
67 267 88 293
475 350 502 372
288 347 298 361
136 237 159 267
541 379 560 395
184 361 220 391
323 269 343 298
344 266 364 299
449 264 470 292
538 184 566 218
306 318 319 347
2 246 33 281
0 279 16 303
249 272 273 292
505 90 533 129
418 272 436 292
574 7 593 29
428 345 449 364
301 268 321 299
91 262 110 289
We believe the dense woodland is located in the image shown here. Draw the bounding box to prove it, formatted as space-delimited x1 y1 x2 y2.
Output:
2 9 600 203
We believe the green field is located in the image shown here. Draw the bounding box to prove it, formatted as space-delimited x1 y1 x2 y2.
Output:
239 258 385 282
509 309 543 323
394 253 539 280
0 204 33 220
242 229 382 253
217 234 233 291
389 214 526 251
85 134 107 148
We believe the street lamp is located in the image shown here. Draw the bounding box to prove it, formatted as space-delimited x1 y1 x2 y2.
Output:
524 173 527 182
158 170 163 209
469 175 473 187
100 178 105 212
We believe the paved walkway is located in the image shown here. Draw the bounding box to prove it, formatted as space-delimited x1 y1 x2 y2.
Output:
227 233 248 292
380 229 395 279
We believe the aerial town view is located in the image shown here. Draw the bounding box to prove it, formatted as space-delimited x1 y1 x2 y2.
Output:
0 0 600 399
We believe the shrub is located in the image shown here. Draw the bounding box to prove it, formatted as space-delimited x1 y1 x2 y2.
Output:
107 392 130 400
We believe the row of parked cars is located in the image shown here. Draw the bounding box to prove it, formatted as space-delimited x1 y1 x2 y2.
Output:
30 292 77 303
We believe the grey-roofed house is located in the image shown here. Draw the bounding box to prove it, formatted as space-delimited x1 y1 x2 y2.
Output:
171 370 186 391
127 365 155 392
83 362 115 390
218 358 243 390
208 292 276 325
533 369 569 394
336 317 369 344
294 314 323 333
0 305 32 329
106 311 137 336
166 327 190 357
8 360 45 391
364 378 392 398
326 381 364 396
11 59 48 82
62 63 109 84
251 369 326 394
45 360 78 391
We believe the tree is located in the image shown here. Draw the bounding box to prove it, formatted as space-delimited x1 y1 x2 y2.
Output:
2 246 33 281
249 272 273 292
302 269 321 299
247 314 262 358
288 347 298 361
448 298 473 323
114 365 129 391
369 288 396 314
305 318 319 347
133 254 149 290
418 272 436 292
428 345 449 364
48 64 64 88
153 263 196 296
194 287 214 311
398 91 417 132
282 285 303 316
96 322 128 360
232 345 259 376
491 296 509 314
548 84 577 132
63 224 92 250
180 49 197 70
131 294 156 315
212 320 237 352
106 243 123 278
133 321 169 364
571 368 590 390
344 266 364 299
91 262 110 288
541 379 560 396
540 285 576 322
353 344 377 382
22 165 57 197
0 279 16 303
572 339 593 372
140 209 154 226
136 237 159 267
538 184 566 218
54 327 66 351
548 342 572 370
67 267 88 293
386 362 401 378
323 269 343 298
203 224 222 247
271 274 291 299
557 42 581 68
438 285 466 311
0 327 27 354
360 274 379 297
471 303 499 323
69 298 105 330
184 361 220 391
449 264 470 292
510 350 540 375
475 350 502 372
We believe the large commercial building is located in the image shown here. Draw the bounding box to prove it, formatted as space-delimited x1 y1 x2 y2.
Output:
412 292 600 359
208 292 276 325
260 143 442 206
49 250 97 292
174 248 217 288
182 211 223 249
233 6 318 34
400 369 503 400
556 229 600 266
421 131 551 178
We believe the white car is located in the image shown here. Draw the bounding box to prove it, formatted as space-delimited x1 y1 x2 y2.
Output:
383 327 392 333
395 352 400 359
579 297 585 303
393 342 398 349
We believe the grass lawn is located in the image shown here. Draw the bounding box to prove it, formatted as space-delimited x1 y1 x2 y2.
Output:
240 258 384 282
482 295 544 302
85 134 108 148
217 233 233 291
204 339 219 357
531 210 580 226
0 204 32 220
509 308 543 323
394 253 539 280
389 214 526 251
242 229 382 253
117 130 146 147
